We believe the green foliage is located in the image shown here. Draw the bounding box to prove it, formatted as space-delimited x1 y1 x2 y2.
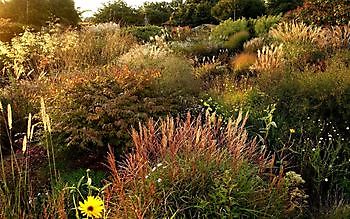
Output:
124 25 163 42
252 15 282 36
258 52 350 126
93 0 143 26
142 1 174 26
0 0 80 26
266 0 303 15
197 164 286 218
286 0 350 26
210 18 248 42
170 0 218 27
212 0 266 21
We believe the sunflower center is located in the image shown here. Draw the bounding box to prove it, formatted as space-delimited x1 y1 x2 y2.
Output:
87 206 94 212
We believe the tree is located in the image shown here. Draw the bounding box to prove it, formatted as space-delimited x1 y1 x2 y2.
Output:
286 0 350 26
93 0 143 26
0 0 80 26
48 0 80 25
170 0 219 27
140 2 174 26
212 0 266 21
266 0 303 15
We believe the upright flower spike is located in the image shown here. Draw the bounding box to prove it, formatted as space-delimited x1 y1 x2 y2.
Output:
78 196 104 218
7 104 12 130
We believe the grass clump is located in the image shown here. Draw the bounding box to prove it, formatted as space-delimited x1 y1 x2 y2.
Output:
105 112 306 218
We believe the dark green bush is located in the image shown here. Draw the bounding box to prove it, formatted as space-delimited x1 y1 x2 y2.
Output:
124 25 164 42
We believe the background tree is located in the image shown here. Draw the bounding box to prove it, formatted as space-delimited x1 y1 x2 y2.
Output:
141 2 174 26
266 0 303 15
93 0 143 26
286 0 350 26
170 0 219 27
212 0 266 21
48 0 80 25
0 0 79 26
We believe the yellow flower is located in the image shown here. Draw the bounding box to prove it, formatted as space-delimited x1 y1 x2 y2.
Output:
290 128 296 134
78 196 104 218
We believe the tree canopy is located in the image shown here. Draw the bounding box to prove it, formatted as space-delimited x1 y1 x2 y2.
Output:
93 0 143 26
0 0 80 26
212 0 266 21
266 0 303 15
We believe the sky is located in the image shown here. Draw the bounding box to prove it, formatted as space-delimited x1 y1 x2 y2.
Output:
75 0 171 17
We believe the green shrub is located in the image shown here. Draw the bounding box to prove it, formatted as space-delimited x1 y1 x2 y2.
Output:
210 18 249 43
124 25 164 42
252 15 282 36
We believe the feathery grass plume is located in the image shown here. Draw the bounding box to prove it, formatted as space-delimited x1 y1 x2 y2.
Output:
40 97 47 132
325 23 350 50
250 44 285 72
7 104 12 130
22 135 27 154
270 21 323 45
27 113 32 141
243 37 264 53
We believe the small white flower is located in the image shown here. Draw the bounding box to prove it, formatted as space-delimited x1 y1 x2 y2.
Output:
320 137 323 140
151 167 156 172
157 178 162 183
329 165 332 168
145 175 149 179
346 127 349 130
312 148 316 152
324 178 328 182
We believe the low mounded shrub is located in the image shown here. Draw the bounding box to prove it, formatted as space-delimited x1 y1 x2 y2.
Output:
48 66 199 162
252 15 282 36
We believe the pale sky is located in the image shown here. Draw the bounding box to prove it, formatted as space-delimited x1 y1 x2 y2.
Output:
75 0 172 17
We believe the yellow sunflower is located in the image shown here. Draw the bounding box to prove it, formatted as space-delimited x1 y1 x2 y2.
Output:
78 196 104 218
